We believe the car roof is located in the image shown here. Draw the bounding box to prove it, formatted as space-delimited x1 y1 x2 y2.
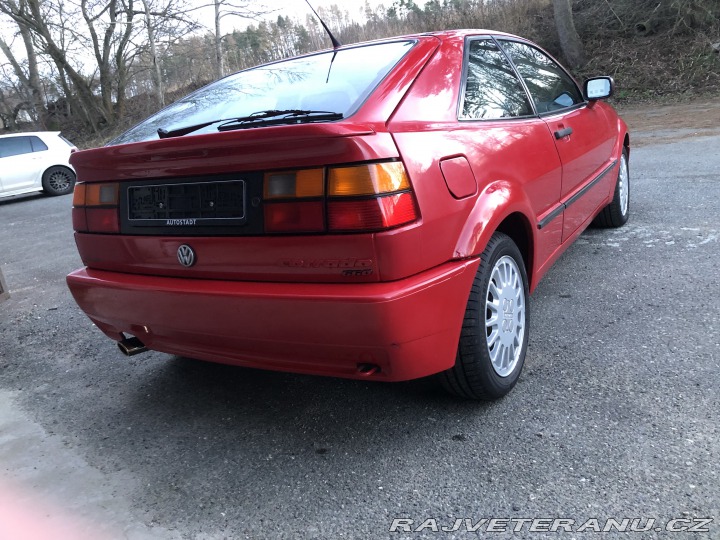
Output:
227 29 526 78
0 131 62 139
417 29 520 39
326 29 523 49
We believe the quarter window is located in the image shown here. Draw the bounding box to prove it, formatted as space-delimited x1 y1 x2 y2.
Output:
460 39 533 120
499 40 583 114
30 136 48 152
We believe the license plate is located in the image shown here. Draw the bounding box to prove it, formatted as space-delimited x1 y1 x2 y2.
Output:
127 180 246 227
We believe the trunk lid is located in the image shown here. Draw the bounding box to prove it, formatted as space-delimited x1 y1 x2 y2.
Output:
72 124 406 283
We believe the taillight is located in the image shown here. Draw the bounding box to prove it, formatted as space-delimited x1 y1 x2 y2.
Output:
327 193 417 231
327 162 410 196
262 161 418 234
264 169 324 199
326 162 417 232
264 201 325 233
72 182 120 233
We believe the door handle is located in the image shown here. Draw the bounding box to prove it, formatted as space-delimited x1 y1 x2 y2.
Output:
554 127 573 139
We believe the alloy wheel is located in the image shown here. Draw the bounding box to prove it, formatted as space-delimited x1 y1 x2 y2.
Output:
485 255 526 377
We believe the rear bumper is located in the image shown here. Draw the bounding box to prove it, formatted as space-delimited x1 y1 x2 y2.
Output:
66 260 479 381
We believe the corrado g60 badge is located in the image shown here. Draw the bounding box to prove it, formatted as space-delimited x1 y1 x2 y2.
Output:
278 258 373 276
177 244 196 267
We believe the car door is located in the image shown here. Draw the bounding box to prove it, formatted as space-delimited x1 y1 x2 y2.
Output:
0 136 44 193
457 37 565 266
498 40 615 242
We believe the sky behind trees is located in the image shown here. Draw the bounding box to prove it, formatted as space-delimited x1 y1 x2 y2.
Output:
206 0 402 33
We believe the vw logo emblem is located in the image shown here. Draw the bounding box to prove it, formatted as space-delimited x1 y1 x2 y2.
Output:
177 244 196 267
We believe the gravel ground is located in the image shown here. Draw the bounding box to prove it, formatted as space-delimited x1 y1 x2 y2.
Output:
0 108 718 539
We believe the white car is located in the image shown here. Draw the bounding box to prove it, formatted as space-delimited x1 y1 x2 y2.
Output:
0 131 77 198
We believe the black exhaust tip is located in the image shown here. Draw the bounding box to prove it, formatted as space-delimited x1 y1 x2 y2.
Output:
117 335 148 356
356 363 381 376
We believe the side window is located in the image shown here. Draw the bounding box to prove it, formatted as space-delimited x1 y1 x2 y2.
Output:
30 136 48 152
499 41 583 114
0 136 33 158
460 39 533 120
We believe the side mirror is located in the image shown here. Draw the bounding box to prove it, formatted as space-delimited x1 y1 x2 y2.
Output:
584 77 614 101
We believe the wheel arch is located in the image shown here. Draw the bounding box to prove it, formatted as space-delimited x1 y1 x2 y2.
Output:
495 212 534 288
616 113 630 159
42 164 75 178
452 181 536 289
624 132 630 159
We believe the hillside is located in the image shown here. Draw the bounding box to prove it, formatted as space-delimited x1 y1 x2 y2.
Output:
1 0 716 147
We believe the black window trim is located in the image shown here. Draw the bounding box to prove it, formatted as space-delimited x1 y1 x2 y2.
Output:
457 35 538 123
494 37 587 118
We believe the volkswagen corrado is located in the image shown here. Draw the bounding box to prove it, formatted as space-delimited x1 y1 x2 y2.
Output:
67 30 630 399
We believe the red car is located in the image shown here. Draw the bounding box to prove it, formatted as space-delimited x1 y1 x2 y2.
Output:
67 30 629 399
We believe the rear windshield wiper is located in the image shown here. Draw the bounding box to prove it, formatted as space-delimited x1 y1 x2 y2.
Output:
157 109 343 139
217 109 343 131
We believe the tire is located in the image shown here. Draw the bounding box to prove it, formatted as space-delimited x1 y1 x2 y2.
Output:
440 232 529 400
593 148 629 228
42 166 76 196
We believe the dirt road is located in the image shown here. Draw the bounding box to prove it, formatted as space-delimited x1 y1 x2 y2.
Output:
618 97 720 146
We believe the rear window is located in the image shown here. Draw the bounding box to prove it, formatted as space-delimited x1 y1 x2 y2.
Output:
58 134 75 147
111 40 416 146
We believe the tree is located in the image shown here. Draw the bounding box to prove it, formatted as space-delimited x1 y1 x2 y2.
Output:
0 26 46 127
141 0 164 107
210 0 272 78
0 0 199 130
0 0 134 129
552 0 585 68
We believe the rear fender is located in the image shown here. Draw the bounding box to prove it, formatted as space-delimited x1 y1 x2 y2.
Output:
617 117 630 157
604 110 630 199
453 180 536 261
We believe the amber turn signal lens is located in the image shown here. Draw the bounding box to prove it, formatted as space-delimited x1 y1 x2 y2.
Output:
328 162 410 196
72 183 86 206
264 169 324 199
